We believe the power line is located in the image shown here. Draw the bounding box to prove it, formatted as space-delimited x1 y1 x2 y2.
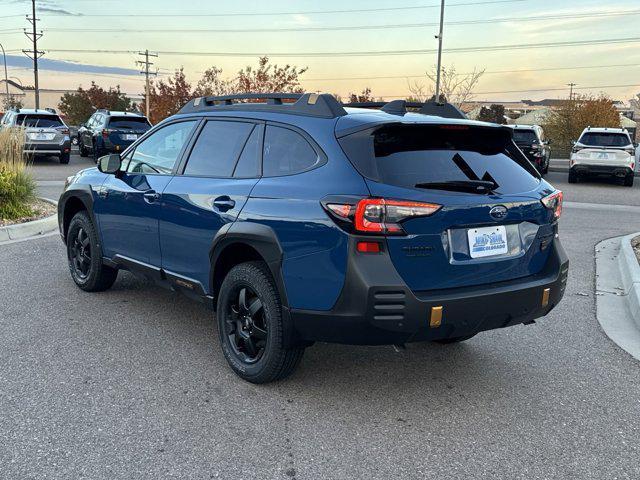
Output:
305 63 640 81
36 0 525 17
41 9 640 34
377 83 640 98
36 36 640 58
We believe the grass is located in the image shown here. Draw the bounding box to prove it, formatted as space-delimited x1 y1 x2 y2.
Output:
0 127 36 221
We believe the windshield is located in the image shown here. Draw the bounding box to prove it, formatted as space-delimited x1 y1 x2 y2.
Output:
579 132 630 147
107 117 151 130
512 129 538 144
17 114 63 128
339 124 540 194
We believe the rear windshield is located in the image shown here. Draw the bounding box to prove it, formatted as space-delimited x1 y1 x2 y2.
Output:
339 124 540 194
512 129 537 144
107 117 151 130
579 132 630 147
17 114 63 128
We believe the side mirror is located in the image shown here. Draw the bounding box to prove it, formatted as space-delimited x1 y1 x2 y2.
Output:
97 154 121 174
571 141 576 146
634 142 639 148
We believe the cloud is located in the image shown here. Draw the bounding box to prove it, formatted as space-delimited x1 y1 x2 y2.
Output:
4 55 139 76
8 0 79 16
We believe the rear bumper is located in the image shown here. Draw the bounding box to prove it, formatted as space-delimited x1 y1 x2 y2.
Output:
24 140 71 155
571 164 633 177
290 236 569 345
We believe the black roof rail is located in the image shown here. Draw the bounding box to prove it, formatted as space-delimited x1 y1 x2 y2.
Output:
343 99 467 120
179 92 347 119
44 107 57 114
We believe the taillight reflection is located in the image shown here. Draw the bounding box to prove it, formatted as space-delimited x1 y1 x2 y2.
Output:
541 191 563 220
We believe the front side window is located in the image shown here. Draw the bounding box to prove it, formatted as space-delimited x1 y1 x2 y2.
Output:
579 132 631 147
183 120 255 177
263 125 320 177
126 120 196 175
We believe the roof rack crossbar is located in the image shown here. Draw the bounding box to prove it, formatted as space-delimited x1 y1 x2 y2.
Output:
179 92 346 119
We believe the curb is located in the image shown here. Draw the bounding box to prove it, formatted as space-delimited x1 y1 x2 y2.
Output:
0 198 58 243
595 234 640 361
618 233 640 330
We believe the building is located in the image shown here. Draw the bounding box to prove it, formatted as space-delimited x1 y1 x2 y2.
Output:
0 79 143 113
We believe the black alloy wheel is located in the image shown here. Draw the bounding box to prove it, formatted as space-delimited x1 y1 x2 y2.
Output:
70 226 92 279
223 285 268 364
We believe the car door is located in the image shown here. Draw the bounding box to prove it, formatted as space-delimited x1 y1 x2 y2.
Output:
81 115 95 148
159 119 263 291
93 119 198 268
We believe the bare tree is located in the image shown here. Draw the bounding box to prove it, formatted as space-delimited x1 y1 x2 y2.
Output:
407 65 485 109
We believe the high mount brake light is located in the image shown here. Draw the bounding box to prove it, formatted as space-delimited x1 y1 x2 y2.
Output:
325 198 441 235
541 191 563 220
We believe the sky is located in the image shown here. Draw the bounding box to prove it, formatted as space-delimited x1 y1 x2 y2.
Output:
1 0 639 102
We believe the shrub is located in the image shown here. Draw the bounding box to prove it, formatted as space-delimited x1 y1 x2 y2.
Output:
0 127 36 221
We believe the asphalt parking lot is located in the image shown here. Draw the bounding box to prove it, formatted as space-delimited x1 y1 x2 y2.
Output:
1 152 640 479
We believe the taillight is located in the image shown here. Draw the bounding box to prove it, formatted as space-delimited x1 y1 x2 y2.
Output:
541 191 563 221
325 198 441 235
60 128 69 135
102 129 110 139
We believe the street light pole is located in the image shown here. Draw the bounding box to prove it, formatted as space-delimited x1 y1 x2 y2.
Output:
0 42 9 106
434 0 446 104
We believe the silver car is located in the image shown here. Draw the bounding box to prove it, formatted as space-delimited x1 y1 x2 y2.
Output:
0 108 72 164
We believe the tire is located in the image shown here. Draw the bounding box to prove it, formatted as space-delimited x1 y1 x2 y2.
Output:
433 334 476 344
217 261 305 384
66 211 118 292
59 152 70 164
624 173 634 187
568 170 578 183
79 141 89 157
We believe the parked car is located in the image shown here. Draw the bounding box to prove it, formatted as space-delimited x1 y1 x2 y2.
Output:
58 93 568 383
0 108 71 164
508 124 551 175
569 127 637 186
77 110 152 161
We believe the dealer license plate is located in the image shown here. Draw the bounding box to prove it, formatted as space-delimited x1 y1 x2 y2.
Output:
29 133 54 141
468 225 508 259
124 134 138 141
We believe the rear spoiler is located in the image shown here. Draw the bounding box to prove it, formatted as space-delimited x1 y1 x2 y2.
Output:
342 100 467 119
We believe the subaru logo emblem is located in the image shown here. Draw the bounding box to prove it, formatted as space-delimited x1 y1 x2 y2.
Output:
489 205 508 220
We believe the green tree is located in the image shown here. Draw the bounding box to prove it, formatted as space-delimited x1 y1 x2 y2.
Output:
58 82 132 126
477 104 507 124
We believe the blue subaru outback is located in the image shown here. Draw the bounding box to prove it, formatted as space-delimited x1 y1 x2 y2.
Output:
58 93 568 383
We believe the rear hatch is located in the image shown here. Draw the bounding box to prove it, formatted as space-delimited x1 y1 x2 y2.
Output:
574 131 634 164
338 123 557 292
105 116 151 146
19 114 67 145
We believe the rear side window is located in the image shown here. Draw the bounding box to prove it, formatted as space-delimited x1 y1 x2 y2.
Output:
339 124 540 194
17 114 63 128
579 132 631 147
184 120 255 177
263 126 320 177
108 117 151 130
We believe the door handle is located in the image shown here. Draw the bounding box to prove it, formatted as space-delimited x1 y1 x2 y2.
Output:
213 196 235 211
143 191 161 203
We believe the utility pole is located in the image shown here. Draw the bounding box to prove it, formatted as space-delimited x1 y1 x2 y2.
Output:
434 0 445 104
23 0 44 110
137 50 158 118
567 83 577 101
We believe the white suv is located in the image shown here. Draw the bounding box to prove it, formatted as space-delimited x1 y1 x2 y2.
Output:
569 127 637 186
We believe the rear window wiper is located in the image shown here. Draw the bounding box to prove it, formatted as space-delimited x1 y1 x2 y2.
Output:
414 180 497 194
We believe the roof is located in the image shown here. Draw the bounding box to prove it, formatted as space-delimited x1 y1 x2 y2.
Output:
9 108 59 116
508 124 540 131
508 108 552 125
96 110 143 117
581 127 629 134
620 114 637 128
